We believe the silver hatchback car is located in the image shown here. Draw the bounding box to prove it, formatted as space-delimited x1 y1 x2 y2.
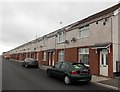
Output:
22 58 39 68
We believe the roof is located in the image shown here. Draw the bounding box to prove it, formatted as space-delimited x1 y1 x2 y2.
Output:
90 42 111 49
69 3 120 29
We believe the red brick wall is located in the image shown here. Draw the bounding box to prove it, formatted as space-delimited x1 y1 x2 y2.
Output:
65 47 78 63
38 51 48 65
108 45 113 77
38 51 42 64
34 52 37 59
19 53 22 60
89 49 99 75
54 49 58 64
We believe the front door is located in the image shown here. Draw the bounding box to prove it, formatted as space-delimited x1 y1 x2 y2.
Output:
100 49 108 76
48 52 55 66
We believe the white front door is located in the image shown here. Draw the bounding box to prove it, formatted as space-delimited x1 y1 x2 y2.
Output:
100 49 108 76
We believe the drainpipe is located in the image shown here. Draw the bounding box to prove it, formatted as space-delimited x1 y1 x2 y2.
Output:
64 30 66 61
110 14 113 78
110 14 113 52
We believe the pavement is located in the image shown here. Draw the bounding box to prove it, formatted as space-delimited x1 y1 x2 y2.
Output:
39 64 120 91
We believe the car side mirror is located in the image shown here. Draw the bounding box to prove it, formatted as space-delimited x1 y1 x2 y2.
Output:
53 66 55 68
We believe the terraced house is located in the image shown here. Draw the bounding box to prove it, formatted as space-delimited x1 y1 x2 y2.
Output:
3 3 120 77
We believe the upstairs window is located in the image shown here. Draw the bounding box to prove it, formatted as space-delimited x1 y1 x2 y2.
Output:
79 25 90 39
58 32 65 43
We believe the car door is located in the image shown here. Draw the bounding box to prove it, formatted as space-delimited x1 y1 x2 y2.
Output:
51 62 62 77
56 62 67 79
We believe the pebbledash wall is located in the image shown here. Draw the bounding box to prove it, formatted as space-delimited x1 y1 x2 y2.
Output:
3 3 120 77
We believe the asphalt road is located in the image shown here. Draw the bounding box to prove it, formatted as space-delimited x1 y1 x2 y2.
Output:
2 58 116 91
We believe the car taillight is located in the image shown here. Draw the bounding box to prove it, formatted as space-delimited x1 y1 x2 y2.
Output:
72 71 78 75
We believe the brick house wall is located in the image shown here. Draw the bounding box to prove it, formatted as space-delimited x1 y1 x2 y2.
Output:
65 47 78 63
108 45 113 77
89 48 100 76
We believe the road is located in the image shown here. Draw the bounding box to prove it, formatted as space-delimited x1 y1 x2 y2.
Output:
2 58 115 91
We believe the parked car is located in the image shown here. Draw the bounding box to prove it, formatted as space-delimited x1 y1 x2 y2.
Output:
22 58 39 68
47 62 92 85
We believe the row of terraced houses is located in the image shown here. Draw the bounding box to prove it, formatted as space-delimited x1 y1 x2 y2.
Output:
3 3 120 77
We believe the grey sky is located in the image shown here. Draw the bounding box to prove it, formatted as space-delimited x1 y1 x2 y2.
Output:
0 1 119 55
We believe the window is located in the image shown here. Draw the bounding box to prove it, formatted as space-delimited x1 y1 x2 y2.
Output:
106 54 108 65
58 32 65 43
60 63 67 70
36 52 38 60
101 54 104 65
78 48 89 65
73 63 87 70
43 51 46 61
55 62 62 69
58 50 64 62
79 25 90 38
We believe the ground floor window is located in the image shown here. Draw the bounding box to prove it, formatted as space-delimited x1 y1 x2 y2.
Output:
43 51 47 61
78 48 89 65
36 52 38 60
58 50 64 62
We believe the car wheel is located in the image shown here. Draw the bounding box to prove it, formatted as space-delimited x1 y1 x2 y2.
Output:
47 70 51 77
64 76 71 85
25 64 28 68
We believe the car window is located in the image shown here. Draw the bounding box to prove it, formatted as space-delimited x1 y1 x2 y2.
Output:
65 64 70 70
55 62 62 69
60 63 67 70
72 63 87 70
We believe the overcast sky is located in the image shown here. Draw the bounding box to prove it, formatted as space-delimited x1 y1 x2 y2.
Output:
0 0 119 55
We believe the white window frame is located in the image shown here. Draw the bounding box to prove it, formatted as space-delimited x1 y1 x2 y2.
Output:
78 48 89 65
79 25 90 39
36 52 38 60
58 32 65 43
43 51 47 61
58 50 64 62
